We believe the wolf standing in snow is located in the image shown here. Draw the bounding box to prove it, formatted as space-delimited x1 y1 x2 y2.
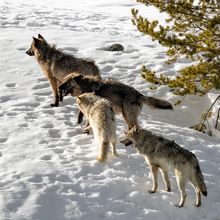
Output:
77 93 117 162
58 73 173 129
121 126 207 207
26 34 100 107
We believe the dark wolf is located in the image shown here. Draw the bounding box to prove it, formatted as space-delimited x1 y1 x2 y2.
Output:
58 73 173 129
121 126 207 207
26 34 100 107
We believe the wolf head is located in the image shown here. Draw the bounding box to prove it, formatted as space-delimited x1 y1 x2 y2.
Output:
76 92 95 112
77 92 97 105
26 34 48 56
58 73 84 99
120 126 141 146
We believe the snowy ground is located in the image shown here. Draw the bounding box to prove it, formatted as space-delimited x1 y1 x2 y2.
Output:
0 1 220 220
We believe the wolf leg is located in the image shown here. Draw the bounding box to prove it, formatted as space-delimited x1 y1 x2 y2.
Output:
77 111 84 124
160 168 171 192
48 77 59 107
111 141 118 157
122 103 140 130
175 169 187 207
148 165 159 193
83 120 91 134
191 180 202 207
83 125 91 134
195 187 201 207
96 141 108 162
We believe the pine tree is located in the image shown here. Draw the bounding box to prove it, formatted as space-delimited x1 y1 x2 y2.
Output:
132 0 220 96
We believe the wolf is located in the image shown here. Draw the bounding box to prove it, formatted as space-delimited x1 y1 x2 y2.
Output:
120 126 207 207
58 73 173 129
77 93 117 162
26 34 100 107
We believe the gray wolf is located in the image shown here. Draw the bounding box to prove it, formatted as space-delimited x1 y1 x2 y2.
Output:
58 73 173 129
26 34 100 107
121 126 207 207
77 93 117 162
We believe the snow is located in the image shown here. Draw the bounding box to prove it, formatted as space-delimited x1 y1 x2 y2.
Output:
0 0 220 219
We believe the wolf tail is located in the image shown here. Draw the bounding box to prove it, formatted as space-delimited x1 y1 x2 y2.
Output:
138 95 173 110
194 162 208 196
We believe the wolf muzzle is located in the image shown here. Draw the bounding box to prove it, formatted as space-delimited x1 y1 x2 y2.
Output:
59 88 68 99
58 82 73 98
26 49 34 56
120 139 133 146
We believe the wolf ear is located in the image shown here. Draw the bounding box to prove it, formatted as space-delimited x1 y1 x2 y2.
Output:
77 95 85 103
38 34 46 42
77 95 82 100
32 37 42 47
76 97 81 103
132 125 140 132
74 74 83 83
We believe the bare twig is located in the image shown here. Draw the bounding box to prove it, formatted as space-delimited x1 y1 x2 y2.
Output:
199 95 220 126
215 107 220 129
192 95 220 134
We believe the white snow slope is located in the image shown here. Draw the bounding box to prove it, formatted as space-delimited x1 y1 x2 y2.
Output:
0 1 220 220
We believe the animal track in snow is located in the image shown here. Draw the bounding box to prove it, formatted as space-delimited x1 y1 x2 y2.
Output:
40 122 54 129
6 83 16 88
27 174 43 183
48 129 61 139
42 109 55 115
13 102 40 108
52 148 64 154
6 111 18 116
40 155 52 161
33 91 51 97
0 137 8 143
19 123 29 128
37 77 47 82
35 96 45 102
24 112 38 120
32 82 49 90
65 130 78 138
102 65 113 72
74 136 92 146
0 95 11 103
11 107 32 112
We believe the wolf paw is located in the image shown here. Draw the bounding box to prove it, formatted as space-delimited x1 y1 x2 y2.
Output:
165 187 171 192
83 129 90 134
112 151 119 157
175 204 184 208
195 202 201 207
50 103 59 107
96 156 106 162
148 190 156 194
120 138 132 146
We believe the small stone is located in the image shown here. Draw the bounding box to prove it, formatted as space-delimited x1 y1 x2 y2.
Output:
107 43 124 51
